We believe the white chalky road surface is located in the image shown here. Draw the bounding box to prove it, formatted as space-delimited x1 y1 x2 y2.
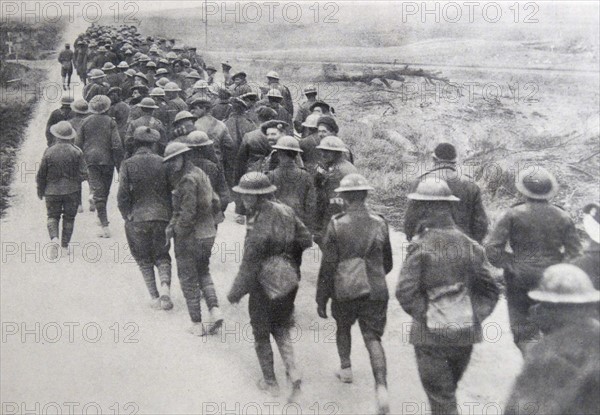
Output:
1 20 523 415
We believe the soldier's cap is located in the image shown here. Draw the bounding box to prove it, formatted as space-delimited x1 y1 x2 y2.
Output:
146 61 157 68
583 202 600 243
515 166 558 200
133 126 160 143
88 69 106 79
309 100 333 113
60 96 75 105
407 177 459 202
156 78 170 88
272 136 302 153
256 106 278 122
529 264 600 304
176 131 213 148
260 120 288 135
335 174 374 193
185 71 202 79
174 111 197 124
232 71 247 80
189 97 213 109
317 115 339 134
108 86 122 96
136 97 159 109
241 90 258 99
70 99 89 114
304 85 317 95
233 172 277 195
149 87 165 97
266 71 279 80
117 61 130 69
102 62 116 71
130 84 149 94
221 61 232 69
302 113 320 129
125 68 137 77
164 82 182 92
88 95 112 114
50 121 76 140
156 68 169 76
316 135 349 153
230 97 247 109
433 142 457 163
163 142 192 162
205 65 217 72
134 72 148 82
267 88 283 99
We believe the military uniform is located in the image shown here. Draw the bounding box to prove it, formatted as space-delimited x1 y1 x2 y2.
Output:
45 107 72 146
293 98 316 133
485 200 581 349
117 146 172 299
125 115 167 157
83 82 109 102
194 114 236 187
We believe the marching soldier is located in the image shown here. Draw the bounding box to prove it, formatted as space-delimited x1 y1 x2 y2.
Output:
230 71 253 97
485 166 581 353
36 121 86 259
314 136 358 247
125 97 167 157
316 174 393 415
107 87 130 142
78 95 124 237
404 143 488 243
264 71 293 117
294 85 318 133
45 96 74 147
228 172 312 401
163 142 224 336
83 69 109 102
118 127 174 311
397 177 499 415
58 43 74 90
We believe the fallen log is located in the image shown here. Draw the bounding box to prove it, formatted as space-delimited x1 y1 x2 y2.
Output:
320 63 450 85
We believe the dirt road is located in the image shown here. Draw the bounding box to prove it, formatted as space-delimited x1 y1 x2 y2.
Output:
1 21 523 415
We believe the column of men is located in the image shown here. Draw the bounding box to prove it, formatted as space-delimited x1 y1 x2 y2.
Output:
37 23 600 415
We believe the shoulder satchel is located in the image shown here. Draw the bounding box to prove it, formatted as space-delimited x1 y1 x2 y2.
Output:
425 282 476 334
258 254 299 300
332 218 375 301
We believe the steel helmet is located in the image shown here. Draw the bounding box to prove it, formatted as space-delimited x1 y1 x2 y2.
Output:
146 61 157 68
50 121 76 140
125 68 137 77
335 174 374 193
272 136 303 153
233 172 277 195
304 85 317 95
185 71 202 79
88 69 106 79
529 264 600 304
136 97 159 109
60 95 74 105
70 99 89 114
166 51 178 59
156 68 169 76
156 78 170 88
117 61 129 69
176 131 213 147
316 136 349 153
301 113 320 129
102 62 116 71
164 82 182 92
515 166 558 200
266 70 280 80
149 87 165 97
163 142 191 162
407 177 460 202
267 88 283 99
88 95 111 114
193 80 209 90
173 111 197 124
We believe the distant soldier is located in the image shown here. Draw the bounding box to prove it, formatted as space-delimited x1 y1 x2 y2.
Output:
224 98 256 154
205 65 217 85
221 61 233 87
299 113 324 175
164 82 188 127
163 142 223 336
264 71 293 117
118 127 173 311
78 95 124 237
404 143 488 243
505 264 600 415
171 110 198 141
45 96 74 147
259 89 292 130
83 69 109 102
486 166 581 353
571 202 600 289
102 62 120 87
69 99 90 213
314 136 358 247
36 121 86 259
397 178 499 415
211 88 232 121
126 85 150 119
74 40 88 85
107 87 130 142
228 172 312 400
316 174 394 415
58 43 74 90
190 97 236 187
266 136 316 232
293 85 318 133
124 98 167 157
229 71 252 97
147 89 170 130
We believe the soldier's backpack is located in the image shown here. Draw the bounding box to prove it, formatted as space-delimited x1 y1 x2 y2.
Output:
425 282 476 333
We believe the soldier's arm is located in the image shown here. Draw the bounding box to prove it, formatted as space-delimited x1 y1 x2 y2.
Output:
470 187 489 243
304 177 317 233
382 220 394 275
116 162 131 220
173 177 197 238
235 137 249 183
484 211 514 270
228 232 265 303
220 127 236 187
469 242 500 323
403 199 421 242
110 120 124 167
213 165 231 210
294 213 313 251
316 221 338 307
36 154 48 199
562 217 582 260
396 244 427 319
